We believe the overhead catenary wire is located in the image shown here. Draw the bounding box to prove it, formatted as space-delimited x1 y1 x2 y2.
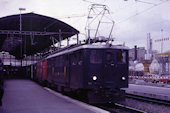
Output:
112 0 170 38
50 0 170 41
82 0 99 4
57 0 170 25
135 0 157 5
116 0 170 25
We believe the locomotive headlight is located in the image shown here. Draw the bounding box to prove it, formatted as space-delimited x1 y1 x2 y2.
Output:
93 76 97 81
109 40 112 44
122 76 126 80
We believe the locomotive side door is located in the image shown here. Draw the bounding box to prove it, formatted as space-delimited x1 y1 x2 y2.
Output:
103 49 117 88
65 54 71 88
69 50 84 89
115 50 128 88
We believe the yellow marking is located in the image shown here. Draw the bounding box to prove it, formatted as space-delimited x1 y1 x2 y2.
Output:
52 67 54 76
88 82 92 85
64 66 66 78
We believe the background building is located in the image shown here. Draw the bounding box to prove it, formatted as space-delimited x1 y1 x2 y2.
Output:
129 46 146 61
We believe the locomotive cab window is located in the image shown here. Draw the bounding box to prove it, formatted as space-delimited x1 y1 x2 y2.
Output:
71 52 77 65
116 50 126 64
77 50 83 65
71 50 83 65
90 50 102 64
106 52 113 63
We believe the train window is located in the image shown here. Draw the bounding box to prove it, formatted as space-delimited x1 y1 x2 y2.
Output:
60 56 63 67
58 56 64 67
116 50 126 64
90 50 102 64
65 55 69 65
55 57 58 67
71 52 77 65
122 52 126 63
106 52 113 63
78 50 83 65
57 56 60 67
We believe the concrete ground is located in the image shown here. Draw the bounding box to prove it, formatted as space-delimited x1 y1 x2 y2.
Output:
124 84 170 101
0 79 108 113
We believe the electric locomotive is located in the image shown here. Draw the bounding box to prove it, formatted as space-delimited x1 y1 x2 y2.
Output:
29 4 128 103
36 42 129 103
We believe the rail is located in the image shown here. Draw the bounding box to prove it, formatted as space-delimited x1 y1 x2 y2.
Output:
114 103 147 113
126 93 170 106
97 103 146 113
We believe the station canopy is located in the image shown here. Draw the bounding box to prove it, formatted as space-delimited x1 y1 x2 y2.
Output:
0 13 79 59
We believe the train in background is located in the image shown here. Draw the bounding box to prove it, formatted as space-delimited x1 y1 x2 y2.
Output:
28 43 129 103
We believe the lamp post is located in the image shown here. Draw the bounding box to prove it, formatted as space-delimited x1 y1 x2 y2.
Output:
161 29 163 53
19 8 26 32
19 8 26 66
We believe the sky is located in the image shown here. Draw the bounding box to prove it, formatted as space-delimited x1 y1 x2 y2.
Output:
0 0 170 49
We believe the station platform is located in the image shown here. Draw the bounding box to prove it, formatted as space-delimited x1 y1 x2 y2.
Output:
0 79 109 113
124 84 170 101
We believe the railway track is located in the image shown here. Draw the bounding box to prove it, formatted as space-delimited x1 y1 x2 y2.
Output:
98 93 170 113
112 103 147 113
97 103 146 113
126 93 170 106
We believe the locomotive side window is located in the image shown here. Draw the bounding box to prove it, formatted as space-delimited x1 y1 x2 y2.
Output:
106 52 113 63
122 51 126 63
65 55 69 65
73 53 77 65
90 50 102 64
71 52 77 65
71 50 83 65
77 50 83 65
116 50 126 64
59 56 63 67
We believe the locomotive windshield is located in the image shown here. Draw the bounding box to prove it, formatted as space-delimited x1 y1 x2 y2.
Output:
106 52 113 63
71 50 83 65
90 50 102 64
116 50 127 64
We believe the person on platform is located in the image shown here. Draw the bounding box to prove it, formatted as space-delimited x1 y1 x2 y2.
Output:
0 58 4 106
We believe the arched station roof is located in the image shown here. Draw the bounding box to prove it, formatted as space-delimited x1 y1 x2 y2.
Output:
0 13 79 59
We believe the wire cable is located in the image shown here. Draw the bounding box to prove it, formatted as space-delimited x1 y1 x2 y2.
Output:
116 0 170 25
